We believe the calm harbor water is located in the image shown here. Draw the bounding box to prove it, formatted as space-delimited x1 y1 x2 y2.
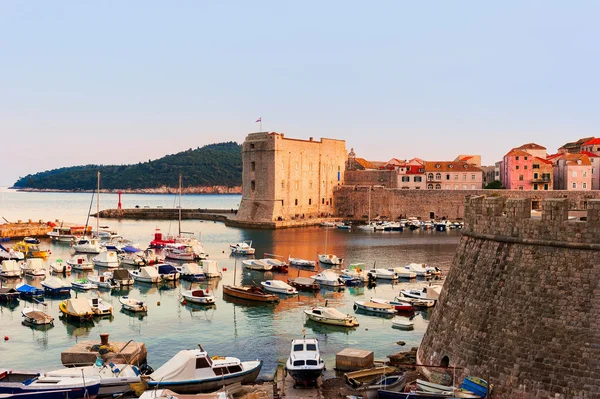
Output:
0 188 460 379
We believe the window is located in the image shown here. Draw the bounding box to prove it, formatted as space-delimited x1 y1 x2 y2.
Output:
414 176 422 182
250 144 255 150
533 164 540 169
519 174 524 181
251 162 255 171
534 173 538 179
471 174 475 180
572 183 577 189
309 181 313 189
251 181 255 191
516 156 519 160
196 357 211 369
583 171 588 178
213 367 229 376
428 173 434 180
306 343 317 351
330 197 333 205
295 199 298 206
524 165 528 170
516 165 520 170
435 173 441 180
293 344 303 351
462 174 466 180
308 198 312 205
427 184 433 189
322 198 325 204
435 183 441 190
524 156 528 160
518 186 524 190
454 174 458 180
228 365 242 373
306 360 318 366
281 180 285 189
544 184 548 190
583 183 587 189
572 171 577 178
534 183 538 190
402 176 410 182
293 360 305 367
446 174 450 180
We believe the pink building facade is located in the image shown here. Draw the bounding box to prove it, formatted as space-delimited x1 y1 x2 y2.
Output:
501 149 534 190
553 154 592 191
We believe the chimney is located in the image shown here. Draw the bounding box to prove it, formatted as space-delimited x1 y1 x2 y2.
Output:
309 137 313 141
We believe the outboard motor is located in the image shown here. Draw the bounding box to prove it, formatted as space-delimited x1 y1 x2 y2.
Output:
139 363 154 375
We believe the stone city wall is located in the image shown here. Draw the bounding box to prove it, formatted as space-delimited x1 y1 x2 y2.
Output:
333 186 600 221
417 196 600 398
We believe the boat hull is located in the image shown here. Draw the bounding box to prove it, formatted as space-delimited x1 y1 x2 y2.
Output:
287 368 323 386
147 361 262 394
304 311 358 327
223 285 279 302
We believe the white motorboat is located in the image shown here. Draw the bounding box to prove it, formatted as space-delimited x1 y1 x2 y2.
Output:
285 338 325 386
370 297 414 312
400 286 442 302
304 306 359 327
353 300 396 316
131 266 161 283
22 258 46 276
156 264 181 281
92 249 120 268
67 255 94 270
391 317 414 330
229 240 255 255
49 259 71 274
341 263 369 281
41 276 72 295
44 362 141 396
260 257 288 271
392 267 417 279
47 225 88 242
143 248 162 265
260 280 298 295
396 295 435 308
111 268 134 286
139 390 229 399
177 263 206 280
311 270 344 287
119 296 148 312
318 254 343 265
242 259 273 271
0 260 21 277
88 272 119 289
0 243 24 261
71 279 98 290
358 223 376 231
181 289 216 305
22 307 54 326
201 260 221 278
146 346 262 393
0 370 101 397
164 243 198 261
71 237 101 254
118 247 145 266
288 256 316 268
176 236 208 260
90 297 113 316
366 268 398 280
399 263 431 277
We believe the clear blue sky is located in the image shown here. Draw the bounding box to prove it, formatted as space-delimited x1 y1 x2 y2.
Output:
1 1 599 185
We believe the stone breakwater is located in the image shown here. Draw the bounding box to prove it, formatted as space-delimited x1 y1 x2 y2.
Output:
15 186 242 194
418 196 600 398
0 221 52 238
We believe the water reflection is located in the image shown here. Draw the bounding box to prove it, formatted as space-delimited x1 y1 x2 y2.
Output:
304 319 357 336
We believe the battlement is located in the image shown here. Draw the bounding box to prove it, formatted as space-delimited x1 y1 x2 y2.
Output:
464 195 600 246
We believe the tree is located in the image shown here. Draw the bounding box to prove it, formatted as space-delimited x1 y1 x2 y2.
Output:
484 180 504 189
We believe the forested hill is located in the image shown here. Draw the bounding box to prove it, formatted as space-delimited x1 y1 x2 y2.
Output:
13 142 243 190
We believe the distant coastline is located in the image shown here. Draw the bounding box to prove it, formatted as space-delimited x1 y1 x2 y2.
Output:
12 186 242 195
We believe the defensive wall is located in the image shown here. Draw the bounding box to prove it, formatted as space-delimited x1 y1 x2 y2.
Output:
333 186 600 221
417 195 600 398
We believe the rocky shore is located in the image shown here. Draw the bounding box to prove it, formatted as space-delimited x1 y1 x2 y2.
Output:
13 185 242 195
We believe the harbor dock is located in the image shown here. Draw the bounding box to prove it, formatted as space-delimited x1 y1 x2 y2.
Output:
0 220 52 239
61 335 147 366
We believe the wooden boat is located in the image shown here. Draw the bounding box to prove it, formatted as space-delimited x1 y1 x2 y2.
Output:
391 317 414 330
285 338 324 386
351 374 407 399
67 255 93 271
344 366 397 387
139 389 229 399
15 283 44 299
12 241 49 258
181 289 216 305
260 280 297 295
0 288 19 302
22 307 54 326
242 259 273 271
416 377 487 398
49 259 71 274
353 300 396 316
288 277 320 291
304 306 359 327
0 370 101 399
40 276 72 296
119 296 148 312
222 285 279 302
0 260 21 278
146 346 262 393
22 258 46 277
59 298 95 320
371 297 413 312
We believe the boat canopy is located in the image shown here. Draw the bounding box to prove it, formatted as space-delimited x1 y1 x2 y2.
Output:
1 260 19 272
179 263 202 274
311 307 349 319
25 258 45 270
16 284 40 294
158 264 178 274
201 260 219 274
121 246 141 253
112 269 130 280
140 266 160 278
150 349 212 381
43 276 71 289
66 298 93 315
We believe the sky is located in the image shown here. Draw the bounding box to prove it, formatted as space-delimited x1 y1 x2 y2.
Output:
1 1 599 185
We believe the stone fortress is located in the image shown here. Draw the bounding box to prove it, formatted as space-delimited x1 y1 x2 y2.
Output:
418 195 600 398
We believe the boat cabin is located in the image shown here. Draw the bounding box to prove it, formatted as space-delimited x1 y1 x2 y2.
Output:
150 348 243 382
289 339 321 367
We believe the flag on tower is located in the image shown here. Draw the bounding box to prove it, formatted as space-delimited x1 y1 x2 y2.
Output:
255 117 262 123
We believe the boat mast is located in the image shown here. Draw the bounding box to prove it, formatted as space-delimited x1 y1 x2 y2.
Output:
368 187 371 224
178 174 182 236
96 171 100 237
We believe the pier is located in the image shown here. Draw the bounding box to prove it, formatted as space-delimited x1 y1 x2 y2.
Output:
0 221 52 239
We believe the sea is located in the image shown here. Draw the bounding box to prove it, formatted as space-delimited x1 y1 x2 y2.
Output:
0 188 460 379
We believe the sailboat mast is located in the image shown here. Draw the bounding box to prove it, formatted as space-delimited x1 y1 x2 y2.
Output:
96 171 100 236
178 174 182 236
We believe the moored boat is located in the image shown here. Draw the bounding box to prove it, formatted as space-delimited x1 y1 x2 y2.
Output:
164 243 198 261
146 346 262 393
260 280 298 295
288 277 320 291
118 246 146 266
0 244 24 262
242 259 273 271
111 268 134 286
392 267 417 279
304 306 359 327
0 370 101 399
176 263 206 281
181 289 216 305
41 276 72 296
22 307 54 326
223 285 279 302
391 317 414 330
318 253 343 265
71 279 98 290
89 297 113 316
355 374 407 399
12 241 48 258
288 256 316 268
0 287 19 302
311 270 344 287
92 249 120 268
201 260 221 278
71 237 102 254
119 296 148 312
59 297 95 320
229 240 255 255
400 286 441 302
88 272 119 289
156 264 180 281
22 258 46 277
23 237 40 244
285 338 324 386
370 297 413 312
353 300 396 316
67 255 94 271
366 268 398 280
260 257 288 272
398 263 431 277
49 259 71 274
131 266 161 283
16 283 44 299
0 260 21 278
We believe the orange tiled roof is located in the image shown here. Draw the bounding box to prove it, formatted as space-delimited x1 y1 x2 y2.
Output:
564 153 592 166
424 161 482 172
581 151 599 158
533 156 552 165
517 143 546 150
582 138 600 146
355 158 376 169
505 149 531 157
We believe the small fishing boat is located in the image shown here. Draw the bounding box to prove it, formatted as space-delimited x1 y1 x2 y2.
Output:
146 346 263 393
285 338 324 386
392 267 417 279
318 254 343 265
242 259 273 271
71 279 98 291
119 295 148 312
370 297 413 312
304 306 359 327
23 237 40 244
0 260 21 278
344 366 398 388
0 370 101 399
131 266 161 283
320 220 338 227
353 300 396 316
336 222 352 230
0 287 19 302
222 285 279 302
181 289 216 305
260 280 298 295
356 374 407 399
415 378 486 398
139 389 229 399
92 249 120 268
391 317 414 330
22 258 46 277
176 263 206 281
201 260 221 278
59 297 95 320
398 263 431 277
118 246 145 266
0 244 24 261
49 259 71 274
22 307 54 326
67 255 94 271
288 256 316 268
311 270 344 287
341 263 369 281
400 286 441 302
12 241 49 258
111 268 134 286
89 297 113 316
47 224 90 242
164 243 198 261
41 276 72 296
229 240 255 255
15 283 44 299
260 257 288 272
88 272 119 289
149 228 176 248
288 277 320 291
143 248 162 265
71 237 102 254
366 268 398 280
156 264 180 281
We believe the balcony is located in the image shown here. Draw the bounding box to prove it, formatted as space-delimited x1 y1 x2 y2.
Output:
532 176 551 183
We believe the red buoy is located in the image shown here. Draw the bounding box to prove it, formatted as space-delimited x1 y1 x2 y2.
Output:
4 336 8 341
222 267 227 271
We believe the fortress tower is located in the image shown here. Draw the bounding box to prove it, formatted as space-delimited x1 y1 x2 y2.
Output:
418 195 600 398
236 132 347 223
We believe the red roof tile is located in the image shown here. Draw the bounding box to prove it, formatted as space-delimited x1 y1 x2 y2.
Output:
581 151 599 158
582 138 600 146
517 143 546 150
505 149 531 157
